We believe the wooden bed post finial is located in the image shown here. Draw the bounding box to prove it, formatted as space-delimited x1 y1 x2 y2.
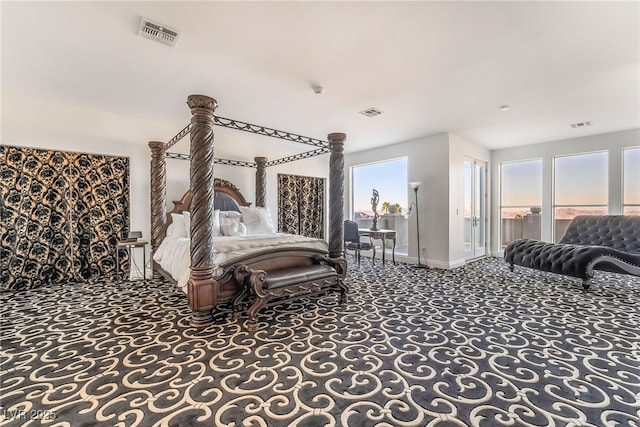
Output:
255 156 268 207
186 94 218 327
328 132 346 259
149 140 167 278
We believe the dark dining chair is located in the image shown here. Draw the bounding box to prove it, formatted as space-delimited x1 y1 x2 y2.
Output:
344 220 376 266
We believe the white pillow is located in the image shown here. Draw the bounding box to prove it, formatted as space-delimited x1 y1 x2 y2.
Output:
168 213 188 238
220 217 246 236
183 211 191 237
219 210 242 219
239 206 275 235
212 209 221 236
183 210 221 237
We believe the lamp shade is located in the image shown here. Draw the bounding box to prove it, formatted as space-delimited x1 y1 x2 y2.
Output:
409 181 421 190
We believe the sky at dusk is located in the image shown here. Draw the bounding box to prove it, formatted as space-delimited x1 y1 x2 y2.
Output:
555 151 608 204
502 148 639 209
501 159 542 206
353 148 638 217
352 158 408 213
624 147 640 204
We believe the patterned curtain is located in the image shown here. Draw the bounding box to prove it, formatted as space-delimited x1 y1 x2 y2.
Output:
278 174 325 238
1 146 129 291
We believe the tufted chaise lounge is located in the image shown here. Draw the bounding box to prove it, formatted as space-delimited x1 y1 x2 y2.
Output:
504 215 640 289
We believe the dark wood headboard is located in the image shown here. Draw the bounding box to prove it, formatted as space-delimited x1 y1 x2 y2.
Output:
167 178 252 223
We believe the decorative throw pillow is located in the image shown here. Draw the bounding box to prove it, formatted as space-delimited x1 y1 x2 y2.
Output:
168 213 188 238
211 209 221 236
183 210 221 237
238 222 247 236
183 211 191 237
239 206 276 235
219 210 242 219
220 217 246 236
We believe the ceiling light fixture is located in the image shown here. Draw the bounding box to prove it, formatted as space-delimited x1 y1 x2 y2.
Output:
359 108 383 117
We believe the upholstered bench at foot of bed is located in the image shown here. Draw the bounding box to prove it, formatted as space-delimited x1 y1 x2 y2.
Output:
233 261 348 331
504 238 640 289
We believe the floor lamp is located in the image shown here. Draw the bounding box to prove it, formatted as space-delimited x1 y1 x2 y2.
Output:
409 181 428 268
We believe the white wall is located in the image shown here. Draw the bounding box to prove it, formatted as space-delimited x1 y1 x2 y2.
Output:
2 92 184 243
346 133 455 266
490 128 640 255
345 132 490 268
448 133 491 265
3 92 332 277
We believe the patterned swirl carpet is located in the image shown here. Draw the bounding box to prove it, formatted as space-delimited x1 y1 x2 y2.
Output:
1 257 639 427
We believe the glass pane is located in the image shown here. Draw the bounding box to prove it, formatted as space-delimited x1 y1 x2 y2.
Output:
554 152 607 205
500 160 542 248
623 147 640 205
474 163 485 250
353 158 408 218
500 207 542 248
501 159 542 206
464 161 472 252
623 206 640 215
554 206 608 242
352 158 409 255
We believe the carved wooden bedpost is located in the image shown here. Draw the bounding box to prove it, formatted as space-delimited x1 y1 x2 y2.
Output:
187 94 218 327
148 141 167 279
328 133 346 259
255 156 268 207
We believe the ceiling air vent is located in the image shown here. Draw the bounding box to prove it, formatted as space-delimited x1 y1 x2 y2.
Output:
359 108 383 118
570 121 593 128
139 18 180 47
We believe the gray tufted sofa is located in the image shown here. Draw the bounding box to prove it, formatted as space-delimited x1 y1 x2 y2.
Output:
504 215 640 289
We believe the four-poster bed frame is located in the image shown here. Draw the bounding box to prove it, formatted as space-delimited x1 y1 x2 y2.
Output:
149 94 346 327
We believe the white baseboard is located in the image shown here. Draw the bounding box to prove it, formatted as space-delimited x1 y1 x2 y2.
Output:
426 258 466 270
394 255 465 270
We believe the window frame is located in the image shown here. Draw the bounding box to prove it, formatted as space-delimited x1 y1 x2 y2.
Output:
498 158 543 248
622 146 640 215
552 150 609 242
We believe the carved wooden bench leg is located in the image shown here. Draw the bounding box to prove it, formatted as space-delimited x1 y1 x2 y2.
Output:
246 269 268 331
247 297 268 331
231 265 252 320
338 278 348 303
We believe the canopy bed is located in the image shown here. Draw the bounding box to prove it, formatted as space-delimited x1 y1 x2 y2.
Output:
149 94 347 327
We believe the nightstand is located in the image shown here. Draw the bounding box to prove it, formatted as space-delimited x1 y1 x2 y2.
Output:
116 240 148 282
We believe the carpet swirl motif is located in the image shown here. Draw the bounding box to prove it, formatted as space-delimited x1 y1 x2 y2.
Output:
1 258 639 426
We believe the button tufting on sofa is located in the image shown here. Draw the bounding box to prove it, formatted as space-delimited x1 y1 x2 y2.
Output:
504 215 640 289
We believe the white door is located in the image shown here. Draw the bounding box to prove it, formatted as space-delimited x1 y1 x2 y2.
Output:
464 158 487 260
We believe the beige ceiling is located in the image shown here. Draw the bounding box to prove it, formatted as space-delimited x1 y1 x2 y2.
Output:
2 1 639 153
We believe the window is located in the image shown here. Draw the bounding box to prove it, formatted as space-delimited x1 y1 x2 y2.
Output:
351 158 408 254
553 151 608 241
623 147 640 215
499 159 542 248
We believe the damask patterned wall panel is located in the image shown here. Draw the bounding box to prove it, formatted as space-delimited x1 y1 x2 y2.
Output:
0 145 129 291
277 174 325 239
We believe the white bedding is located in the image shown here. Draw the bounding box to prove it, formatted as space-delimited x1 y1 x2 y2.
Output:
153 233 329 293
